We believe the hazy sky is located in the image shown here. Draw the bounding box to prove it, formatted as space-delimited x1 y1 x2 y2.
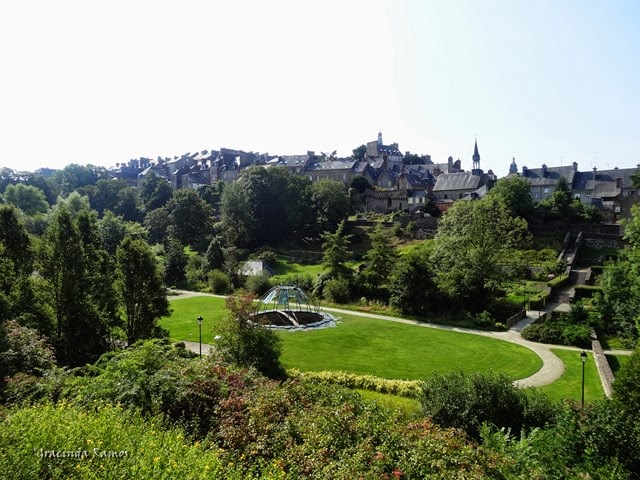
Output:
1 0 639 176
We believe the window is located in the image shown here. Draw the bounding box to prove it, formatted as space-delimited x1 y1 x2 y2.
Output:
574 194 581 199
543 187 550 194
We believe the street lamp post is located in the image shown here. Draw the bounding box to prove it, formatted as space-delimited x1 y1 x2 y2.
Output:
197 316 203 358
580 350 588 406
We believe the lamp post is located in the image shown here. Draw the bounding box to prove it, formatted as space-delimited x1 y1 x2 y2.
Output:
580 350 588 406
197 316 203 358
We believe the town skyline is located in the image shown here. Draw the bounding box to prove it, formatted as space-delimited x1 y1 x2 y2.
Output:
1 1 639 175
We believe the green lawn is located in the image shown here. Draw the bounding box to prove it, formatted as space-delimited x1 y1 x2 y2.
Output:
272 259 324 277
160 296 228 344
161 297 542 382
539 349 604 403
278 313 541 381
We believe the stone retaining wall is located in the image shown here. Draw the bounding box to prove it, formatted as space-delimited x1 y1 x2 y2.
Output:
591 329 615 398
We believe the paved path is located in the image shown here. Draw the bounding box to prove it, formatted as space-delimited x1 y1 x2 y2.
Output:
167 290 633 388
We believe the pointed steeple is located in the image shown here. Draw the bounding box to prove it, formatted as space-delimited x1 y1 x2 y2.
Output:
509 157 518 175
472 138 480 171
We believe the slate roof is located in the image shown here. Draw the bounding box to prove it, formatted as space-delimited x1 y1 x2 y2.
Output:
306 160 358 172
572 167 637 190
521 165 576 187
433 171 483 192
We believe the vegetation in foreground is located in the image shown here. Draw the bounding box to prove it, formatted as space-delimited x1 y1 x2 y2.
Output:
2 339 638 479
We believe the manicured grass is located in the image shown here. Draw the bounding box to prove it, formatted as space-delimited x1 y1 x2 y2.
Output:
272 259 324 277
606 353 630 374
539 349 604 403
161 297 542 382
160 296 227 344
278 313 542 381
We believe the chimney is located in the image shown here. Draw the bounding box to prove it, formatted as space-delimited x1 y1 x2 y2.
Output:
593 166 597 180
616 177 622 188
572 161 578 172
447 156 453 173
522 166 528 176
541 164 548 178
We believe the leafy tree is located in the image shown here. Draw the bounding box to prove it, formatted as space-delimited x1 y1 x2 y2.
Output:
390 242 442 315
220 180 253 247
487 175 534 220
216 294 285 379
99 211 147 256
39 206 109 366
3 184 49 215
349 175 371 195
311 178 350 234
351 144 367 161
321 219 353 281
54 191 92 218
166 189 214 250
0 205 32 275
139 174 173 212
163 237 188 287
113 187 143 222
538 177 572 218
431 196 528 310
362 222 397 287
115 236 170 344
50 164 106 197
202 237 224 273
143 206 171 245
197 182 224 211
84 178 129 216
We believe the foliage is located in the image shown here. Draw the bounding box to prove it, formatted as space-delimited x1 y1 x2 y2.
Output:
216 295 285 379
521 305 593 348
138 174 173 212
431 196 529 310
361 222 397 288
163 237 188 287
0 320 56 382
486 175 533 220
245 273 272 296
165 189 215 250
0 403 231 480
311 178 350 234
115 236 170 344
38 206 110 366
320 219 353 281
208 269 232 295
287 369 422 397
2 183 49 215
420 370 556 440
389 242 443 316
323 277 351 303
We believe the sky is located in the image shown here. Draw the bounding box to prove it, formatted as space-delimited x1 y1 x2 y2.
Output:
1 0 639 177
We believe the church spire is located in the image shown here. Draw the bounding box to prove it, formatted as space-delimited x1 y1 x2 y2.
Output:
472 138 480 171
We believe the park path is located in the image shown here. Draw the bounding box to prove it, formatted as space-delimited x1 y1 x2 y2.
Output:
167 289 632 388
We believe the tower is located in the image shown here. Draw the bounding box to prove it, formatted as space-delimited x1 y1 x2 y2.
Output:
509 157 518 175
472 139 481 171
377 131 383 147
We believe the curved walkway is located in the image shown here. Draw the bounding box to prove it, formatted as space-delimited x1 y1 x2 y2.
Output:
166 290 631 388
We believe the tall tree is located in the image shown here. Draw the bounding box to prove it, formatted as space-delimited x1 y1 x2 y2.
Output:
39 207 108 366
220 179 255 248
486 176 534 220
431 197 528 309
321 219 353 280
115 236 170 344
3 184 49 215
166 189 214 250
139 174 173 212
362 222 397 287
311 179 350 234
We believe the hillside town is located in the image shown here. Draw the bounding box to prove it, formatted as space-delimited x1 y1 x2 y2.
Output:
101 132 640 220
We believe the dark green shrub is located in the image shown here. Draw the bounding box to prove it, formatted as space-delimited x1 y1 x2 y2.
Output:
207 269 231 294
323 277 351 303
420 370 555 440
244 273 271 296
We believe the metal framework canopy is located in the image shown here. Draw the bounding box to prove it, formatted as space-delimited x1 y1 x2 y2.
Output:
253 285 324 327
